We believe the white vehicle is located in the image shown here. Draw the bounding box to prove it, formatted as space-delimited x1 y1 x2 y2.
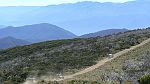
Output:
108 54 113 58
57 74 64 79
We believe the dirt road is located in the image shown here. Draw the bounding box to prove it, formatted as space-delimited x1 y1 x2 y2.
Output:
24 38 150 84
62 38 150 80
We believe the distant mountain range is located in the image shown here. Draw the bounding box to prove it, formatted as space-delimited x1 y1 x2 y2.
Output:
0 0 149 35
80 29 128 38
0 23 129 49
0 23 76 42
0 25 5 28
0 36 30 49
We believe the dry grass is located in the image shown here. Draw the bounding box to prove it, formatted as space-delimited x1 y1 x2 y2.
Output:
67 41 150 83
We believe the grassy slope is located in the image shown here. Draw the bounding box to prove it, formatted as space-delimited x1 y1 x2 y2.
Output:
0 28 150 84
71 38 150 84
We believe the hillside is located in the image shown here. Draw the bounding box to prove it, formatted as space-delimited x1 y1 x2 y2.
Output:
80 29 128 38
71 36 150 84
37 39 150 84
0 37 30 49
0 23 76 42
0 0 150 35
0 28 150 84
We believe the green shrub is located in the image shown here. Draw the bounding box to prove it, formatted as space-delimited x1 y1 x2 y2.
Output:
139 74 150 84
3 80 12 84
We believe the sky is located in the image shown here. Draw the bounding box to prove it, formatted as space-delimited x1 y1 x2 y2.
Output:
0 0 135 6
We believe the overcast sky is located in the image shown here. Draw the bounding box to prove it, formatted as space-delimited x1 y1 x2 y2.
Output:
0 0 135 6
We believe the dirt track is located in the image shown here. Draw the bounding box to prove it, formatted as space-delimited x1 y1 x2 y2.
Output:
62 38 150 80
24 38 150 84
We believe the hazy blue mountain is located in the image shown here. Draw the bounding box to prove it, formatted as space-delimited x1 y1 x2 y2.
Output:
0 6 40 24
80 29 128 38
0 23 76 42
0 0 149 35
0 25 5 28
0 36 30 49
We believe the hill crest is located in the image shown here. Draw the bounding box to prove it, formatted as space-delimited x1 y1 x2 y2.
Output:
0 23 77 42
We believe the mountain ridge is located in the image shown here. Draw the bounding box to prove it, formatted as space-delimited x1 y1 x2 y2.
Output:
0 23 77 42
0 36 31 49
0 0 149 35
80 29 128 38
